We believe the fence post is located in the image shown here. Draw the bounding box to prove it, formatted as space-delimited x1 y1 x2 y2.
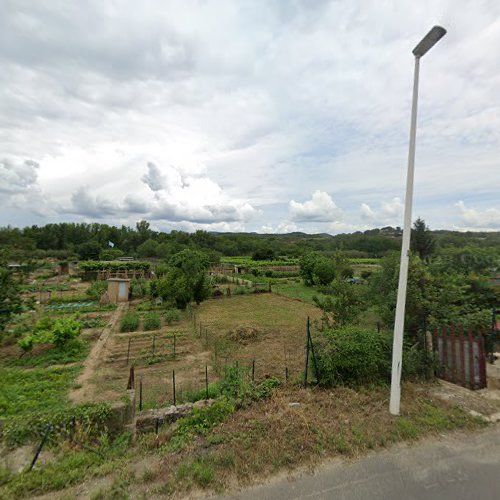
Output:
252 359 255 382
126 338 131 365
29 424 52 471
478 330 487 389
468 328 475 389
442 326 449 381
139 377 143 411
459 325 466 387
172 370 176 406
205 365 209 399
152 334 156 357
308 318 320 383
127 365 135 389
450 326 456 383
285 366 289 382
304 318 310 387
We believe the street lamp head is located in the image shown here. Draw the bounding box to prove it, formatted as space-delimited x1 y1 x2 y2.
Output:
412 25 447 58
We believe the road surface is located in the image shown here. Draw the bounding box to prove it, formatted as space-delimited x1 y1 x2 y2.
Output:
222 426 500 500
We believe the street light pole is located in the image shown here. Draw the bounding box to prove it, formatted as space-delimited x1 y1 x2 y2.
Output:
389 26 446 416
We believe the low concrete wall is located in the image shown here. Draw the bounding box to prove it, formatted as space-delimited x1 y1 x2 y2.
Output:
135 399 214 435
106 389 136 436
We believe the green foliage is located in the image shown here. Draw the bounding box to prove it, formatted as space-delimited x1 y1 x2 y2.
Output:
79 260 151 272
252 247 276 261
99 248 125 260
175 398 236 439
17 316 82 352
0 365 79 419
164 308 180 325
143 312 161 331
156 249 211 309
86 280 108 300
315 327 392 386
76 240 102 260
370 251 496 338
314 278 363 328
7 339 89 368
130 278 149 298
120 312 140 332
0 268 22 333
411 218 435 261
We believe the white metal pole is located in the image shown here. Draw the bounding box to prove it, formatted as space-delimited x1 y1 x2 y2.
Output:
389 55 420 416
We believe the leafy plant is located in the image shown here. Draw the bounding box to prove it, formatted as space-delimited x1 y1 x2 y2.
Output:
143 312 161 331
86 280 108 300
164 309 180 325
120 311 140 332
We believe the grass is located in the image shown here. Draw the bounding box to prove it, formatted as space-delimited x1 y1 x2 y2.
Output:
137 382 486 496
2 339 90 368
0 365 80 417
0 379 488 499
1 433 132 498
272 280 324 305
195 293 322 380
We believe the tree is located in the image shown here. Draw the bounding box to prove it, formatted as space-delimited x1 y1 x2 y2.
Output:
299 252 321 286
312 257 336 286
0 268 22 333
314 278 363 328
76 240 102 260
411 218 435 261
156 249 211 308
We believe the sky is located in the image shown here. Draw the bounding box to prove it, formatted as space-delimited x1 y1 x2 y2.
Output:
1 0 499 234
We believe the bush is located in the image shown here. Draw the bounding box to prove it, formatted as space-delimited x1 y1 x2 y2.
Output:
315 327 392 387
120 312 140 332
17 317 82 352
164 309 180 325
143 312 161 331
86 281 108 300
131 279 149 299
361 270 372 280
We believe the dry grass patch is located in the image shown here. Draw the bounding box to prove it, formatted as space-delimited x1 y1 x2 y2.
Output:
145 382 486 496
195 294 322 379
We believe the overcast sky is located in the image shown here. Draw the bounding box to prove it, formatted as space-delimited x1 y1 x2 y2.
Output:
1 0 499 234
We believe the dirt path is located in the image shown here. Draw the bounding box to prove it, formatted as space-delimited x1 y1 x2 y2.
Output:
69 303 127 404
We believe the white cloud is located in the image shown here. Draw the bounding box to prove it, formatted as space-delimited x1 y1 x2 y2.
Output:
455 201 500 229
359 197 403 225
0 158 39 194
1 1 500 233
289 191 342 222
60 161 259 225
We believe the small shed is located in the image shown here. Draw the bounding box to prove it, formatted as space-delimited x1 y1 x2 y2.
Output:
107 278 131 304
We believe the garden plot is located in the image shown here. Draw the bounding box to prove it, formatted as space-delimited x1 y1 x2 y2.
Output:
193 293 322 381
91 311 214 409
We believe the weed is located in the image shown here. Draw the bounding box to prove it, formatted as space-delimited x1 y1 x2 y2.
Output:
164 309 180 325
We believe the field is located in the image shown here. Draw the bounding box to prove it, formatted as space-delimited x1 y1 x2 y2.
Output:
1 261 495 499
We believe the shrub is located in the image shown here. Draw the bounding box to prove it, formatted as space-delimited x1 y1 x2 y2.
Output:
143 312 161 331
120 312 140 332
86 280 108 300
315 327 392 387
131 279 149 299
17 317 82 352
164 309 181 325
361 270 372 280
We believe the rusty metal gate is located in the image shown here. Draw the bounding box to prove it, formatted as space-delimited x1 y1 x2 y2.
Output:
433 326 487 390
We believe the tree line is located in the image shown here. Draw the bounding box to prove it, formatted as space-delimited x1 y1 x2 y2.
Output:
1 219 499 263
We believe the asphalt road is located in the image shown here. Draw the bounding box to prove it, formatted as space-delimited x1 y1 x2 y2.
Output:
222 426 500 500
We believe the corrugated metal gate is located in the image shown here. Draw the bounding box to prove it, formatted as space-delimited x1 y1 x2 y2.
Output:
433 326 487 390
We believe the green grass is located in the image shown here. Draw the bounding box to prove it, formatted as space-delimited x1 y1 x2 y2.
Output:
1 433 132 498
2 339 89 368
272 281 324 305
0 365 80 418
